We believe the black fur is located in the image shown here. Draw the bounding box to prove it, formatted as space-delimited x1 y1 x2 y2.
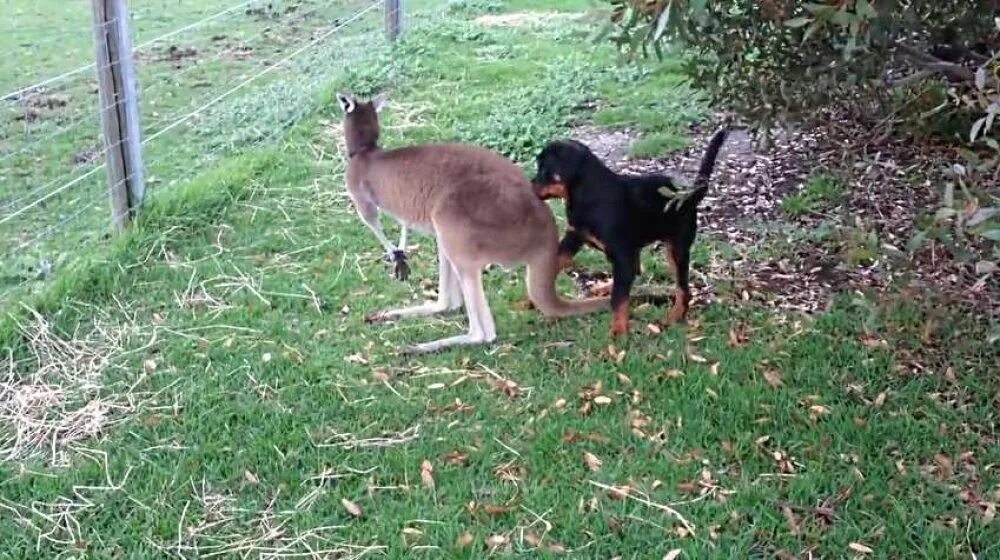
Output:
531 127 729 334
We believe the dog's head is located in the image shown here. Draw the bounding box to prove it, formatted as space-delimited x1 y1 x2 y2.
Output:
531 140 592 200
337 92 388 155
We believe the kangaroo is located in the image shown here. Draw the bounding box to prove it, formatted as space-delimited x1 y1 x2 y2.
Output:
337 92 609 354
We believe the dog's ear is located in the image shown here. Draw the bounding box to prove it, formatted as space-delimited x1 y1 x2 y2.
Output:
371 92 389 113
337 92 356 114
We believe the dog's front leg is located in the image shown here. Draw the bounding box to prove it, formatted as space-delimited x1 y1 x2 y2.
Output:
557 227 586 271
609 249 637 338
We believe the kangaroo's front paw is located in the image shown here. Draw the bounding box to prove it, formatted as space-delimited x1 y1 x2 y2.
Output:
390 250 410 281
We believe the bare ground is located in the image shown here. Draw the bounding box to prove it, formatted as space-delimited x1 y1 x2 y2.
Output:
567 116 999 319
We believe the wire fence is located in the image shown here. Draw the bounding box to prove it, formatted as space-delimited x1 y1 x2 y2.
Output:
1 0 400 304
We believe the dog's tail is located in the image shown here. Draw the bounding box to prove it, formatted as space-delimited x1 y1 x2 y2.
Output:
695 126 730 189
677 126 730 210
526 251 609 318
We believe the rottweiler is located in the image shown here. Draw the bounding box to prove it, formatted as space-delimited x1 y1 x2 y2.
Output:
531 128 730 337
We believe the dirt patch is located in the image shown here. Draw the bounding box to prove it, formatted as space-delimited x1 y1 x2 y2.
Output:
12 91 71 123
222 44 255 61
565 116 998 318
151 44 200 69
474 11 577 28
71 146 102 167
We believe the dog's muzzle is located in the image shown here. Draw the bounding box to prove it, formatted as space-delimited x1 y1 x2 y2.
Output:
532 180 568 201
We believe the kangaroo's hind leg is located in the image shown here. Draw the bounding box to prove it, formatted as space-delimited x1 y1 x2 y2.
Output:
367 237 463 322
403 260 496 355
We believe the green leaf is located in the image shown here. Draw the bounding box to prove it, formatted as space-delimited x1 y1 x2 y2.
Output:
785 16 812 28
971 117 987 143
906 230 928 253
975 67 987 90
856 0 877 18
975 260 998 274
653 0 673 42
981 229 1000 241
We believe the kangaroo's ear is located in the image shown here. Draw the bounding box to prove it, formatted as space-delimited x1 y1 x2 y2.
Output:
337 92 356 114
372 92 389 113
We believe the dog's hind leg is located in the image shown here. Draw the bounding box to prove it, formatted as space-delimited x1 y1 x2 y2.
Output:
609 250 638 337
367 244 463 322
404 265 496 354
664 240 692 324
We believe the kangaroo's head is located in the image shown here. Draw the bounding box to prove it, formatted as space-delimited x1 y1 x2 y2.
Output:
337 92 388 157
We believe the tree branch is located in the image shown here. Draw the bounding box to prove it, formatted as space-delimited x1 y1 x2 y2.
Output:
892 41 976 83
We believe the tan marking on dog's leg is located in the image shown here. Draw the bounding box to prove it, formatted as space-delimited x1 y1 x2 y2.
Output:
405 266 495 354
610 297 630 337
664 242 691 325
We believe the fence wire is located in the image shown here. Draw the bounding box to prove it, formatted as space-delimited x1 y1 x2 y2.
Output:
1 0 391 302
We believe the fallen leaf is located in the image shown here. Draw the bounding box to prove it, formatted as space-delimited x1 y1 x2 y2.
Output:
728 326 748 347
143 359 158 373
486 534 509 550
709 362 721 376
344 353 368 365
594 396 612 405
607 484 633 500
441 450 469 466
548 542 567 553
480 502 517 515
762 368 783 388
647 323 662 335
524 531 542 547
688 352 708 363
943 366 957 383
421 460 435 489
617 373 633 385
779 502 801 534
555 398 567 409
494 379 521 399
848 542 873 554
663 550 683 560
427 383 446 390
372 369 390 383
243 470 259 485
455 532 474 549
584 451 603 472
808 404 830 420
262 352 272 363
873 391 887 407
934 453 954 480
665 369 684 379
341 498 362 517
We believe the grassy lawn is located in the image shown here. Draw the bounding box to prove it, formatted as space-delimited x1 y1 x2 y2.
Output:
1 1 998 558
1 0 386 300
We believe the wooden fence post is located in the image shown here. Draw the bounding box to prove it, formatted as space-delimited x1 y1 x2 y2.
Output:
91 0 145 231
385 0 402 41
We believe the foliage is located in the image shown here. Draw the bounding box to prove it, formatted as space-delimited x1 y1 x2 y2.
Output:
600 0 1000 145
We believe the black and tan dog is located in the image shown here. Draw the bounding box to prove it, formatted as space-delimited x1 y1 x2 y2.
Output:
531 128 730 337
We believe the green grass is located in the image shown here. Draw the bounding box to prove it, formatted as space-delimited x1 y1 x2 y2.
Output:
0 0 386 303
1 2 998 559
782 174 845 217
629 132 690 159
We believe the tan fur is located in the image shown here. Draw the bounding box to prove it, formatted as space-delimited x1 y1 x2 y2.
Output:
337 93 608 353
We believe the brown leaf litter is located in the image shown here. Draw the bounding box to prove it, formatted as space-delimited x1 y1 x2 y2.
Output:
568 112 998 319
